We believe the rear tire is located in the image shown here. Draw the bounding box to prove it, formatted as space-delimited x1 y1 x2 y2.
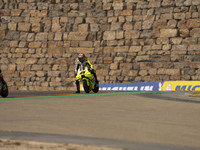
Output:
1 84 8 97
83 80 90 93
93 83 99 93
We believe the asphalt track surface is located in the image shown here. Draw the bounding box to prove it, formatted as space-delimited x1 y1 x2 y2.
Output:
0 91 200 150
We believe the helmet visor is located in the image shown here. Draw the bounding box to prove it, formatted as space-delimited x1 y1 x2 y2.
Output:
78 57 84 63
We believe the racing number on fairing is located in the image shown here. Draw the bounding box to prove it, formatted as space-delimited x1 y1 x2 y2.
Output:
80 71 85 75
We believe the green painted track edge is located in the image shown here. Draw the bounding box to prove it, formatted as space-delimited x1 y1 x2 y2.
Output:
0 91 163 102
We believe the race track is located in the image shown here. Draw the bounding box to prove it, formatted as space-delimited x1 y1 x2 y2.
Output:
0 91 200 150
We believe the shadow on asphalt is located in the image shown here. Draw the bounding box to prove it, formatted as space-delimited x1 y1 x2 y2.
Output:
137 92 200 104
0 130 199 150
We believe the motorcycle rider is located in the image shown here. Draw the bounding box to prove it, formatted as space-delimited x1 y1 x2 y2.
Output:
75 53 98 93
0 69 6 85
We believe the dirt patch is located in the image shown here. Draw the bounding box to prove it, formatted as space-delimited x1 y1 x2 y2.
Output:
0 139 123 150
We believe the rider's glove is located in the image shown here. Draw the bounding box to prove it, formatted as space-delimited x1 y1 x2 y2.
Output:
89 68 93 72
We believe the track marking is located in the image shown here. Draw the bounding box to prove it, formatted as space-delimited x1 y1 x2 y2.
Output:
0 91 162 102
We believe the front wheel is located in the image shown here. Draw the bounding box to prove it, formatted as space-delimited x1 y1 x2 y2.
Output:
1 84 8 97
83 80 90 93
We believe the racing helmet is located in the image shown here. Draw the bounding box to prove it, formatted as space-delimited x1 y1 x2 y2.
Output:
78 53 86 63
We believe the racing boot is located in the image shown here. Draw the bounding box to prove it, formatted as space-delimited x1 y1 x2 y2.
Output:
75 80 80 93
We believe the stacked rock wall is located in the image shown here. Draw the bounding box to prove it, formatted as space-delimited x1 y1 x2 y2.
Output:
0 0 200 91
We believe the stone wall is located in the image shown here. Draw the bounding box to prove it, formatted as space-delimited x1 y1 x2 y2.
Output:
0 0 200 91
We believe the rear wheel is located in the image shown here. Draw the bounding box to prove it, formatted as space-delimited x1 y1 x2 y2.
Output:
83 80 90 93
93 83 99 93
1 84 8 97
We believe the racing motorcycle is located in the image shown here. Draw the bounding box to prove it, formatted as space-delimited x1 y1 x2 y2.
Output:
0 70 9 97
76 66 99 93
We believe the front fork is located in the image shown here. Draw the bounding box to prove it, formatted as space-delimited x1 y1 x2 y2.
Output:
82 78 94 90
76 78 90 91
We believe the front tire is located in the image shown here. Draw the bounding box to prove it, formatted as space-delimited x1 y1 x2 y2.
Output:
83 80 90 93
